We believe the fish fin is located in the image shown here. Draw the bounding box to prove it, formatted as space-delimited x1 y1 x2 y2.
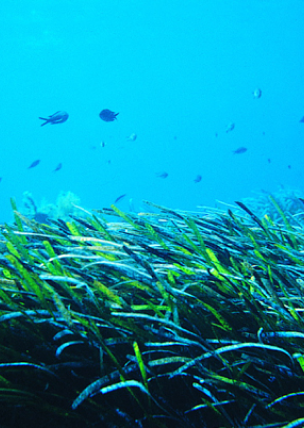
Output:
39 117 49 126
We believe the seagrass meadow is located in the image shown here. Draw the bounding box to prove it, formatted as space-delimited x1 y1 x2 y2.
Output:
1 197 304 428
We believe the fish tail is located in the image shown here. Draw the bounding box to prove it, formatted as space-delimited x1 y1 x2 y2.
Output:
39 117 48 126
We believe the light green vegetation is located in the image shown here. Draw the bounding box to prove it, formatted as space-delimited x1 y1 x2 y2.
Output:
1 195 304 427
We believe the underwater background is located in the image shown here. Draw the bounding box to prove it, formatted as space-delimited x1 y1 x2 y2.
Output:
0 0 304 222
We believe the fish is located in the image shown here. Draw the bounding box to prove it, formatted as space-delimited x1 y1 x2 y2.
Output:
156 171 168 179
34 212 50 224
28 160 40 169
233 147 247 154
99 109 119 122
194 175 202 183
226 122 235 133
114 194 127 203
128 198 135 212
299 116 304 123
53 163 62 172
39 111 69 126
100 141 106 148
127 133 137 141
252 88 262 99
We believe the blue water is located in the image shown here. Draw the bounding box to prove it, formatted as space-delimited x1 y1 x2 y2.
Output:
0 0 304 222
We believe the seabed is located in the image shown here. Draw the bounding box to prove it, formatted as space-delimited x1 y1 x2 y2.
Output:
1 195 304 428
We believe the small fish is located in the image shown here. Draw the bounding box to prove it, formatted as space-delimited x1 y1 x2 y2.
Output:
194 175 202 183
34 212 50 224
128 198 135 212
252 88 262 99
267 158 271 163
226 122 235 133
288 165 291 169
299 116 304 123
114 194 127 203
127 133 137 142
100 141 106 148
28 159 40 169
53 163 62 172
0 177 2 183
39 111 69 126
156 171 168 179
99 109 119 122
233 147 247 154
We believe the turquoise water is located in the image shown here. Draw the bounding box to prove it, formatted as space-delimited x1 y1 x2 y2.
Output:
0 0 303 222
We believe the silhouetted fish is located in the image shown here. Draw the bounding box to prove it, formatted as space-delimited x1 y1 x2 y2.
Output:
156 171 168 179
127 133 137 141
28 160 40 169
233 147 247 154
34 212 50 224
114 194 127 203
39 111 69 126
194 175 202 183
53 163 62 172
252 88 262 98
99 109 119 122
226 122 235 133
300 116 304 123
